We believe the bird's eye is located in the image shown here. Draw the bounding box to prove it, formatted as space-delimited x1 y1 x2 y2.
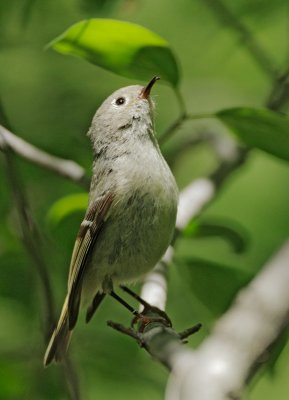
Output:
115 97 126 106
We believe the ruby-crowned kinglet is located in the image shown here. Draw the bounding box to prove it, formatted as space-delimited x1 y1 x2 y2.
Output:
44 77 178 366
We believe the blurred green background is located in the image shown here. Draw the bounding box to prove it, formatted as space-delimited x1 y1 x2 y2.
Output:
1 0 289 399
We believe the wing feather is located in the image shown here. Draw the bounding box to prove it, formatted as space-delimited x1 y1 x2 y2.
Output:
67 192 114 329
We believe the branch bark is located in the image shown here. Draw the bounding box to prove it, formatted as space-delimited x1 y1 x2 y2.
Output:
0 124 90 189
166 239 289 400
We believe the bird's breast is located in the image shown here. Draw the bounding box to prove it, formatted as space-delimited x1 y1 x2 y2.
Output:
87 141 178 289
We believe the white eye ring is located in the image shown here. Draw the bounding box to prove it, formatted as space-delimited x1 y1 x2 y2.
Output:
114 96 126 106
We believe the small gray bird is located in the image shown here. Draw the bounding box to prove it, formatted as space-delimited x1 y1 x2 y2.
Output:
44 77 178 366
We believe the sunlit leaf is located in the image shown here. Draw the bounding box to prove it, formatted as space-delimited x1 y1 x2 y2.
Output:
49 19 179 86
217 107 289 162
47 193 88 227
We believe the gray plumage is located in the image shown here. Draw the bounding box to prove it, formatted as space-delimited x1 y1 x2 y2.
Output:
44 79 178 366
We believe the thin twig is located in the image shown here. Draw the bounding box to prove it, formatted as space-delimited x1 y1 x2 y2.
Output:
1 144 56 335
159 111 213 145
108 318 201 370
203 0 277 79
266 66 289 110
175 87 187 116
159 112 187 145
164 131 213 164
178 324 202 340
107 321 141 342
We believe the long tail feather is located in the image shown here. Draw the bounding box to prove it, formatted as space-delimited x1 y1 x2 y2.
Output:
44 296 71 367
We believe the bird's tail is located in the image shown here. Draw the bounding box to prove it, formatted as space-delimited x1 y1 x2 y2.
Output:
44 296 71 367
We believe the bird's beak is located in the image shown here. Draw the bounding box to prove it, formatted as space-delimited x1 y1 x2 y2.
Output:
139 76 160 99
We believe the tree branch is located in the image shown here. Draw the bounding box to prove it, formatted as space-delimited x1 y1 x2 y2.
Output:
166 238 289 400
0 124 90 189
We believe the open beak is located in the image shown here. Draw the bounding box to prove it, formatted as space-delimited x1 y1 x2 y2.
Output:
139 76 160 99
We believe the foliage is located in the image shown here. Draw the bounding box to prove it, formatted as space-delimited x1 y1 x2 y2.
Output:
50 18 179 86
1 1 289 399
47 192 88 227
217 107 289 162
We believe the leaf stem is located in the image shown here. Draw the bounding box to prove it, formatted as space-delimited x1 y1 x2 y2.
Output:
159 113 187 145
186 112 215 120
175 87 187 116
159 110 214 145
159 86 216 145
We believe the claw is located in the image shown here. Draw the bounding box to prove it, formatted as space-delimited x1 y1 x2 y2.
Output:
131 306 172 332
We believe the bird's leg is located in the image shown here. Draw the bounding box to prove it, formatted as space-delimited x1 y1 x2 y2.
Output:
120 285 151 308
108 286 172 332
110 290 140 317
120 285 172 330
101 275 139 317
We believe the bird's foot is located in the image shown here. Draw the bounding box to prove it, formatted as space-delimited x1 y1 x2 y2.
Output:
118 285 172 331
131 305 172 332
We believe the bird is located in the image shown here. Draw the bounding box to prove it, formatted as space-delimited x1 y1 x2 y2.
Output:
44 76 178 366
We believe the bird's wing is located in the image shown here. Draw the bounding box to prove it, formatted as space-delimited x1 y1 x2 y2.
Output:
67 192 114 329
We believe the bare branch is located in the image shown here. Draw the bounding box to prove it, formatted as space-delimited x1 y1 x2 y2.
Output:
108 313 201 370
0 124 90 189
107 321 142 342
166 238 289 400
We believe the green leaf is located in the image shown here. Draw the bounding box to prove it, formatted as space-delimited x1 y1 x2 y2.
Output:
183 218 249 253
47 193 88 227
182 220 199 237
49 19 179 86
217 107 289 162
178 257 252 316
197 222 248 253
